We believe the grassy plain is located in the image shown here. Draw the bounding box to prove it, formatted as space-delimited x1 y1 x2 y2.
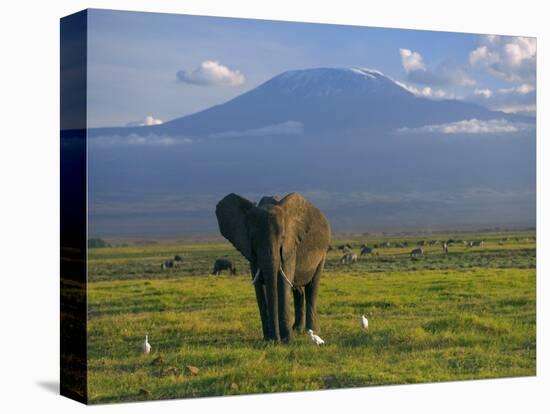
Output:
87 232 536 403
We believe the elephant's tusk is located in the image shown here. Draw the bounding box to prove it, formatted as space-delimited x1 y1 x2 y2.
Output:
251 268 261 285
280 267 293 288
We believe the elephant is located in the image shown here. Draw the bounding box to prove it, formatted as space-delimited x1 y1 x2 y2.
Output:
212 258 237 276
215 192 331 343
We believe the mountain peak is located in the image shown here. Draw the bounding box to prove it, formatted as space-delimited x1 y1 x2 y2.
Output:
260 66 411 99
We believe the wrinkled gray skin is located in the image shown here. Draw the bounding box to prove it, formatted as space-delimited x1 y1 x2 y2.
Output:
216 192 331 342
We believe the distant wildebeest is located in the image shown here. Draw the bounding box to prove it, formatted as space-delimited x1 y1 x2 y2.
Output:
327 245 335 252
468 240 484 247
174 254 184 262
417 240 425 246
360 243 368 250
161 260 177 270
395 243 404 248
211 258 237 276
340 253 358 264
337 244 351 253
442 242 449 254
379 241 391 248
360 246 373 256
403 241 409 247
410 248 424 258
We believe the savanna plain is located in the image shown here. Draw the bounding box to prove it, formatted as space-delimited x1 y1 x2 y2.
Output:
87 232 536 403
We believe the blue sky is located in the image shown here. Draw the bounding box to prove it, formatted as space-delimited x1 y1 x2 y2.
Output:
87 9 536 128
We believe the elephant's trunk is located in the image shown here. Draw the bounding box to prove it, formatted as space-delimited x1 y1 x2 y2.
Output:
257 250 282 341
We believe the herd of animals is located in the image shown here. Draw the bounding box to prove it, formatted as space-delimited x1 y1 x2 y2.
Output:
330 238 486 262
159 238 489 274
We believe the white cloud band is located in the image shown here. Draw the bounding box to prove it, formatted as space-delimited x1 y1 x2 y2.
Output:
397 118 534 135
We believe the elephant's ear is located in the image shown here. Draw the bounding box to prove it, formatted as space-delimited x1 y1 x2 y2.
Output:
215 193 254 261
278 193 310 262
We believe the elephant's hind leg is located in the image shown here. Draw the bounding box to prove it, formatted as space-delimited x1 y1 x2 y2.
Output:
292 287 305 331
305 257 325 333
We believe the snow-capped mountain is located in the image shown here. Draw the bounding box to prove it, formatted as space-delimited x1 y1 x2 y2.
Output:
87 67 531 138
81 67 535 236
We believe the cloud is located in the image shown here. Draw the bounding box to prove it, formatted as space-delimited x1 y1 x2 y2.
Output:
397 118 534 135
496 104 537 115
466 84 536 115
176 60 246 86
469 35 536 82
399 49 475 87
474 88 493 99
395 81 459 100
91 133 192 147
399 49 426 72
126 115 163 127
209 121 304 138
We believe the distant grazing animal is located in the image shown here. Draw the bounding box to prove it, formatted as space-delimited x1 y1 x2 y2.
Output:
360 246 373 256
337 244 351 253
308 329 325 346
468 240 484 247
212 258 237 276
417 240 425 246
442 242 449 254
174 254 184 262
379 242 391 248
360 243 368 249
447 239 456 245
410 248 424 258
395 243 404 248
402 241 409 247
327 245 335 252
361 314 369 330
141 335 151 354
161 260 175 270
340 253 358 264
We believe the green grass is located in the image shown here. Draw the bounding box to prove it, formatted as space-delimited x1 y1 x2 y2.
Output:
87 232 536 403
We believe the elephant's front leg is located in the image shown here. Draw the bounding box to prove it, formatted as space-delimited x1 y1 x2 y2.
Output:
292 287 305 331
278 271 293 342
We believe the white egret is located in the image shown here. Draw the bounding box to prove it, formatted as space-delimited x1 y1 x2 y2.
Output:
141 334 151 354
361 315 369 330
308 329 325 346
